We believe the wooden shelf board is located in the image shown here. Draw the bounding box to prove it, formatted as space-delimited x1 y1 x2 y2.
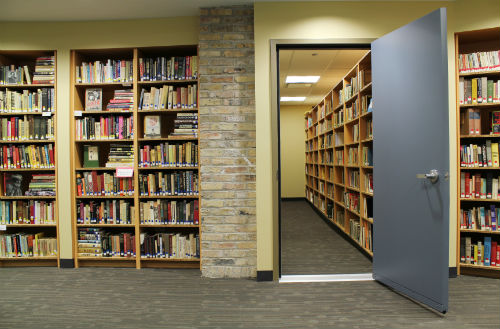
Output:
344 117 359 126
459 70 500 77
76 196 135 199
334 145 344 148
334 125 344 130
459 102 500 108
346 208 361 217
460 198 500 202
360 138 373 143
345 141 359 146
138 79 198 85
0 196 56 200
334 200 345 208
0 140 55 144
2 224 56 228
459 263 500 271
0 112 51 116
0 256 57 260
344 93 358 105
362 216 374 224
75 82 133 87
362 191 374 197
345 186 360 192
76 224 135 227
138 137 198 141
0 84 54 88
139 195 199 199
459 134 500 138
75 139 134 143
360 82 372 93
138 108 198 113
0 168 55 171
360 111 372 118
459 166 500 170
361 165 373 169
138 166 199 170
345 164 359 168
78 256 136 260
460 229 500 234
140 257 200 262
140 224 199 228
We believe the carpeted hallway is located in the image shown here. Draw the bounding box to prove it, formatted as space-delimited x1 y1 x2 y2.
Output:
281 200 372 274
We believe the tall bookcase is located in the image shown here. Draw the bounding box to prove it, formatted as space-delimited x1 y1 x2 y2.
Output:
0 50 59 267
305 51 373 256
70 46 200 268
456 27 500 278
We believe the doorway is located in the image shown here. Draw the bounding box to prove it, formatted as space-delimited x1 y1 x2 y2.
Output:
278 48 373 276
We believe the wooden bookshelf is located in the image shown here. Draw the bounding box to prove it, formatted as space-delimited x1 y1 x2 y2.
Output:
455 27 500 278
305 51 373 257
70 46 200 268
0 50 59 267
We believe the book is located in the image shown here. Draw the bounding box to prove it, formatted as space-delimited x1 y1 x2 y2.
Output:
83 145 99 168
492 111 500 135
4 174 23 196
144 115 161 138
85 88 102 111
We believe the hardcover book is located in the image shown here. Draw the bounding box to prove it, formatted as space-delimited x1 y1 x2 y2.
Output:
83 145 99 168
144 115 161 138
85 88 102 111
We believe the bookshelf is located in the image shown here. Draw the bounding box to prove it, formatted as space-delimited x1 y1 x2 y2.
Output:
0 50 59 267
455 27 500 278
305 51 373 257
70 46 200 268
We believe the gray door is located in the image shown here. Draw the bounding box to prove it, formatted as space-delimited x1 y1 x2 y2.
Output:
372 8 449 313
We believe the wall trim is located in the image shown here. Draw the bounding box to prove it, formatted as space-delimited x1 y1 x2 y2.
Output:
60 259 75 268
257 270 274 282
449 267 457 278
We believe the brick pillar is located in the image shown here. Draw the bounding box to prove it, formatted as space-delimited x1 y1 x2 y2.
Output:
198 6 256 278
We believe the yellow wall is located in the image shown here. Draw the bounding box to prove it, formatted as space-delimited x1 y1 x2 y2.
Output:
0 17 199 259
255 0 500 273
280 105 308 198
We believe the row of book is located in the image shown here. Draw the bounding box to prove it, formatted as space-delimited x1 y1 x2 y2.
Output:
0 233 57 258
362 146 373 166
335 150 343 165
344 191 360 213
75 115 134 140
349 218 372 251
460 236 499 267
347 169 359 189
347 147 358 165
168 113 198 138
1 144 55 169
140 199 199 225
106 144 134 168
106 89 134 111
139 56 198 81
360 95 372 114
138 85 198 110
0 57 55 85
364 172 373 193
76 60 133 84
141 232 199 259
0 88 55 113
460 140 500 167
139 171 199 196
335 209 345 227
76 200 135 225
363 197 373 219
460 172 500 199
335 132 343 146
340 76 360 103
76 171 134 196
460 206 498 231
78 228 135 257
458 50 500 74
25 174 56 196
365 118 373 139
139 142 198 167
0 116 54 141
352 123 359 142
0 200 56 224
346 100 358 121
458 77 500 104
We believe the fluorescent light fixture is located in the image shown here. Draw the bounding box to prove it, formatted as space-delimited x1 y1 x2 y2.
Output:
286 76 320 84
281 97 306 102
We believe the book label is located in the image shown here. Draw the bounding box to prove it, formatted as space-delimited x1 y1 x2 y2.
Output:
0 225 5 231
74 111 82 117
116 167 134 178
42 112 52 117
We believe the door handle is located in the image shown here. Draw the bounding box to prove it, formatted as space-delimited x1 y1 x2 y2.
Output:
416 169 439 184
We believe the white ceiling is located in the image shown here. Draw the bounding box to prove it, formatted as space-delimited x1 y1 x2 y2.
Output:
0 0 453 22
280 49 369 106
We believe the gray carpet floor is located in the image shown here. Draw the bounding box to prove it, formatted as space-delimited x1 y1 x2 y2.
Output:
0 267 499 329
281 200 372 274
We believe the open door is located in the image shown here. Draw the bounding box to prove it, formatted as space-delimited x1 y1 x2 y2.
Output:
372 8 449 313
